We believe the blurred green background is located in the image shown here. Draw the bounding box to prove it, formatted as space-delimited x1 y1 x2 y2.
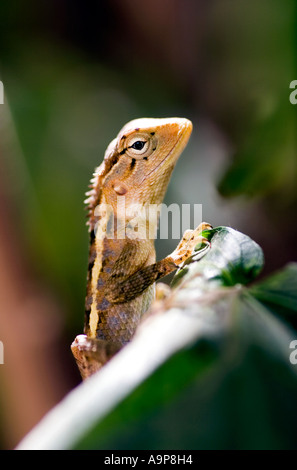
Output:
0 0 296 449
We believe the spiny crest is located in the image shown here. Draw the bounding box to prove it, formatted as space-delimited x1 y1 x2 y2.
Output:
84 138 119 231
84 165 103 231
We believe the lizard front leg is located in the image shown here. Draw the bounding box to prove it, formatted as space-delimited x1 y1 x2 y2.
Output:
105 222 212 304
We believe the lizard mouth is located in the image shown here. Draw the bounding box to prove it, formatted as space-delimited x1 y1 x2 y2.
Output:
139 120 192 184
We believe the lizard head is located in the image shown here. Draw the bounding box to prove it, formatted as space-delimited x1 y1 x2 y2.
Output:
86 117 192 230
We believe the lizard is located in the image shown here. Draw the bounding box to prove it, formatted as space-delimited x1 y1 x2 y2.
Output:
71 117 212 379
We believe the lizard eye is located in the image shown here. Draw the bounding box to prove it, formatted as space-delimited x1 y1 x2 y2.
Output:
128 139 149 155
123 132 157 159
131 141 146 151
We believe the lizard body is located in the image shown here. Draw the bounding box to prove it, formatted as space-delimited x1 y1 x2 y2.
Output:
71 117 211 379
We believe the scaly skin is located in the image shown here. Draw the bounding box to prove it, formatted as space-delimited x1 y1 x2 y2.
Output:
71 118 211 379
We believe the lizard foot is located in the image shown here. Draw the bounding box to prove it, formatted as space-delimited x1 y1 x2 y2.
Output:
170 222 212 265
71 334 122 380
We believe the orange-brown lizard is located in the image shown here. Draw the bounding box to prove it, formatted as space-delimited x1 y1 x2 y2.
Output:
71 117 211 379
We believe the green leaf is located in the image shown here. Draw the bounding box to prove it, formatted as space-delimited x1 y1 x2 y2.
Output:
249 262 297 331
250 263 297 312
173 226 264 288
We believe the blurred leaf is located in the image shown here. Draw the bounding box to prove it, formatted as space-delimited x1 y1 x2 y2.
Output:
250 263 297 332
218 100 297 199
250 263 297 312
